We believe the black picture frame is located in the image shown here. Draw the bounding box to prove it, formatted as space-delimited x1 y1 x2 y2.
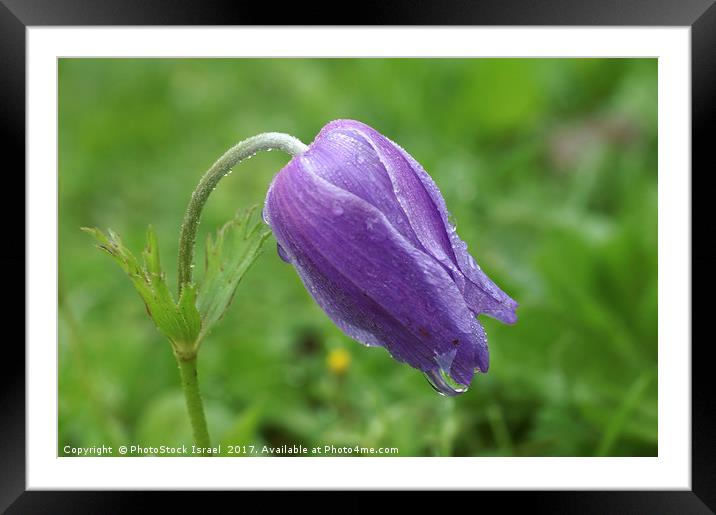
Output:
3 0 710 511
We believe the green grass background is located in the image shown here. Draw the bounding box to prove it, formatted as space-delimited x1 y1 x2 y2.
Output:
59 58 657 457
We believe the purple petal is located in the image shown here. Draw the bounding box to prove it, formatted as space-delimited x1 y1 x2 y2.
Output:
316 120 518 324
393 140 519 324
264 158 489 384
314 120 460 279
300 125 424 252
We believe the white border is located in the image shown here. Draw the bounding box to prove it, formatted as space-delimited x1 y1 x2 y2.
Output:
27 27 691 489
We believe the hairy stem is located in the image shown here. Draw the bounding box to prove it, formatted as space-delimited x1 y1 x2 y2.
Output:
177 132 308 290
173 132 307 452
176 354 212 453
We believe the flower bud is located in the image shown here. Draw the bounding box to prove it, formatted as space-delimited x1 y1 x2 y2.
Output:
263 120 517 394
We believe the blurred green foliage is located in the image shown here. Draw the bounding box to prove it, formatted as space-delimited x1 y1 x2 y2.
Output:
58 58 657 457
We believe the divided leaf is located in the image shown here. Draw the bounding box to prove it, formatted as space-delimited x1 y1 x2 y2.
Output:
196 207 271 341
83 206 270 352
82 225 201 353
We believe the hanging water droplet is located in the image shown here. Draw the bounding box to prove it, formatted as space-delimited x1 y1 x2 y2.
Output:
424 369 468 396
276 242 291 263
424 348 468 396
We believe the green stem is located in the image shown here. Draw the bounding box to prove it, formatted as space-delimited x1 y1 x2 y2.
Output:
176 354 212 453
177 132 308 291
173 131 307 454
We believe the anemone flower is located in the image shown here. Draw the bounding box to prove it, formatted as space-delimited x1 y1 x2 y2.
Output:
263 120 518 395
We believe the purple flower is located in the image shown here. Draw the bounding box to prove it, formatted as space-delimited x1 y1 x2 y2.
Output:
263 120 517 395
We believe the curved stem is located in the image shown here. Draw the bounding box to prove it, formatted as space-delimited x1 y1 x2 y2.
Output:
176 354 212 453
174 132 307 453
177 132 308 290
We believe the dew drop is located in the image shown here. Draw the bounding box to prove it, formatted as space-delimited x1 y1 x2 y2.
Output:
424 348 468 396
365 216 377 230
365 216 386 240
424 369 469 397
357 154 366 164
276 242 291 263
467 254 481 270
331 202 344 216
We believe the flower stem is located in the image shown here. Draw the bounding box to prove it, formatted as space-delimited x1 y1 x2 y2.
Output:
176 353 212 454
173 131 307 454
177 132 308 291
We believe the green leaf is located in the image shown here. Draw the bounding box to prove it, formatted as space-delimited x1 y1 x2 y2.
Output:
82 207 270 352
196 207 271 341
82 225 201 353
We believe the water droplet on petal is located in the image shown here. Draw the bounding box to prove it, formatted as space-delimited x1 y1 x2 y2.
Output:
331 202 344 216
424 348 468 396
276 242 291 263
366 217 377 230
366 216 386 241
424 369 468 397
